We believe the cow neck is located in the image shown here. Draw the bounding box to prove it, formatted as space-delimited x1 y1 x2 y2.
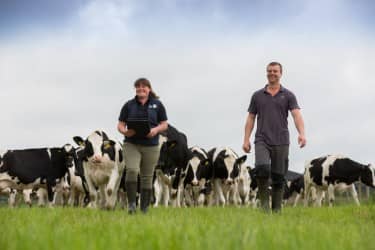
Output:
177 151 192 173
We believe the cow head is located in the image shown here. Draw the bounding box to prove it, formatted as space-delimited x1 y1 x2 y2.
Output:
289 176 304 194
213 148 246 185
360 164 375 187
73 130 116 164
156 141 176 175
233 155 247 177
185 147 212 187
0 150 7 169
62 143 77 168
157 138 191 174
238 164 251 185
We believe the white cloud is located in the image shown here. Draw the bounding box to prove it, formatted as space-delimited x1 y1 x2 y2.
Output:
0 0 374 172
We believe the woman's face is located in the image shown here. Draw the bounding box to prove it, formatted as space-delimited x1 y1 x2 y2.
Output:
135 83 151 99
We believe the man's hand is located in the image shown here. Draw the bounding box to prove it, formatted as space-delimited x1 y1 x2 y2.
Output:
298 134 306 148
242 141 251 153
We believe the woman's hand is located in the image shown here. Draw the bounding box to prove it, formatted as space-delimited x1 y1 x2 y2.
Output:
146 127 159 138
125 129 136 137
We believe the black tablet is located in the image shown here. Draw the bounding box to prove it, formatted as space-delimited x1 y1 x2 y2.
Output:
127 119 151 137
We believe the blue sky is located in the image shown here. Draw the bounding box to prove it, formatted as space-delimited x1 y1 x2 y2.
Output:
1 0 374 40
0 0 374 172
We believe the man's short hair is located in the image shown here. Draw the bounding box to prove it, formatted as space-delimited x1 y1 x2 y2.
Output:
267 62 283 74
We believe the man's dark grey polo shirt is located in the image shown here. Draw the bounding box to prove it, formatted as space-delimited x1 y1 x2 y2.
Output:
248 85 300 146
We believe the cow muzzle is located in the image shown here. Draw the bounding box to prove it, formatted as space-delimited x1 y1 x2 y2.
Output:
91 155 102 164
192 180 199 186
225 179 234 185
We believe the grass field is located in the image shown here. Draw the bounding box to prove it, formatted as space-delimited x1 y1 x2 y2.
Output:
1 204 375 250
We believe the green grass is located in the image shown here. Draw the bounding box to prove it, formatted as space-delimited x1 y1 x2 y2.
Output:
1 205 375 250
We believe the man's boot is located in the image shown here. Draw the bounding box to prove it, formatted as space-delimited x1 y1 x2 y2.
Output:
272 184 284 213
140 189 152 214
256 177 270 212
126 182 138 214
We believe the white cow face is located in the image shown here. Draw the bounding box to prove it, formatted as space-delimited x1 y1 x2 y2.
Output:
359 164 375 187
73 130 115 164
212 147 246 185
0 150 6 168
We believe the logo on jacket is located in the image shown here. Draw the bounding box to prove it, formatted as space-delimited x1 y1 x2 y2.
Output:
149 104 157 109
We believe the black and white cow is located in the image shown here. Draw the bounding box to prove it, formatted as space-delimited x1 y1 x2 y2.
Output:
283 172 304 207
154 125 191 207
304 155 375 207
237 165 254 206
247 169 304 208
0 144 76 207
208 147 247 206
183 146 212 206
65 146 91 207
73 130 125 209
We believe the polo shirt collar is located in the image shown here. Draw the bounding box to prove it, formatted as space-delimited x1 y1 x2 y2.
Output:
263 84 285 93
134 95 153 105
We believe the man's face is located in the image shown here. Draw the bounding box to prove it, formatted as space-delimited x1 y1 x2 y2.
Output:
267 65 282 84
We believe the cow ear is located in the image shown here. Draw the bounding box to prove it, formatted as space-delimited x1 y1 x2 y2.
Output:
103 140 115 150
63 144 74 153
167 140 177 149
237 155 247 164
73 136 85 147
202 159 210 166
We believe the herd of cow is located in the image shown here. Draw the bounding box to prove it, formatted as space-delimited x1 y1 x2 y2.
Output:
0 125 374 209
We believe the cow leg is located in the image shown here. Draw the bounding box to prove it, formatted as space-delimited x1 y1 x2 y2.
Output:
69 188 76 206
161 182 170 206
98 185 106 209
110 169 124 209
197 180 207 206
153 177 161 207
105 166 123 210
184 186 193 207
106 165 119 198
349 184 360 206
327 185 335 207
8 189 17 208
46 182 57 208
228 183 239 206
22 189 33 207
213 179 225 206
304 180 311 207
36 188 47 207
176 185 183 207
84 176 98 208
249 188 258 208
314 189 324 207
293 193 301 207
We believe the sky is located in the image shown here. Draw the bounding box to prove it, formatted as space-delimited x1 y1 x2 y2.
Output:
0 0 374 173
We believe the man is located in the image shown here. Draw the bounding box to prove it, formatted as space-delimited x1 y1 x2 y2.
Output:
242 62 306 213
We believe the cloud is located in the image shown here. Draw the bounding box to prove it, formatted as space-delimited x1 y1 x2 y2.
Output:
0 0 374 172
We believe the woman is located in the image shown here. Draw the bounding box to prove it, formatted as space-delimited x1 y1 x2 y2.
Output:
117 78 168 214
